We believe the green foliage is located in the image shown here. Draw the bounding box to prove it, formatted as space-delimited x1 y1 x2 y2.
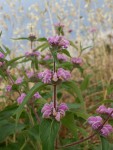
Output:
40 119 60 150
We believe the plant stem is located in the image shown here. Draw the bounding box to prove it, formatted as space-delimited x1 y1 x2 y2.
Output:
53 59 57 110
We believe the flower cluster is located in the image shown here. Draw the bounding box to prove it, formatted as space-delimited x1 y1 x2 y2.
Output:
15 77 23 84
6 85 12 92
88 105 113 137
96 105 113 117
0 52 5 67
48 35 69 49
26 71 34 78
0 62 5 67
25 51 40 57
57 53 67 62
43 54 52 60
17 92 41 104
71 57 82 65
88 116 113 136
0 52 5 58
17 93 26 104
34 92 41 99
41 102 68 121
54 22 64 28
38 68 71 84
38 69 52 84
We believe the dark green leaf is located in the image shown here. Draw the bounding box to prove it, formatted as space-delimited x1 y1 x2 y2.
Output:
40 119 60 150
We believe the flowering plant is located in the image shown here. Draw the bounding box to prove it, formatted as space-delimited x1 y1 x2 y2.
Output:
0 25 113 150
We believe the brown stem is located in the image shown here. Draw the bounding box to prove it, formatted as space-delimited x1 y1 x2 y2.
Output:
53 59 57 109
31 102 40 124
56 111 113 149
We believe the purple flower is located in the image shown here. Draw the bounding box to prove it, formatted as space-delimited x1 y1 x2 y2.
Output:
25 52 31 57
54 23 64 28
48 35 69 49
88 116 102 129
0 62 4 67
34 92 41 99
106 107 113 118
96 105 107 114
58 103 68 111
0 52 5 58
71 57 82 65
25 51 40 57
43 54 52 60
55 112 61 121
32 51 40 57
38 69 52 84
68 29 73 33
100 124 113 137
57 68 71 81
89 27 97 33
15 77 23 84
26 71 34 78
6 85 12 92
17 93 26 104
52 72 58 82
57 53 67 62
41 102 68 121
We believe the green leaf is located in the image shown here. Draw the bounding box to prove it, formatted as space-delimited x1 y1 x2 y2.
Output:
12 37 30 40
15 82 46 124
80 74 92 91
3 45 11 54
81 46 92 51
69 41 78 50
7 56 25 66
62 81 84 104
61 49 71 57
40 119 60 150
61 112 78 137
0 120 25 142
100 136 110 150
36 37 47 42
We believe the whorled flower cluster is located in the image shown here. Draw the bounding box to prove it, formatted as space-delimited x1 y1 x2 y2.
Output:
41 102 68 122
48 35 70 49
71 57 82 65
88 105 113 137
96 105 113 117
38 68 71 84
25 51 40 57
57 53 67 62
43 53 67 62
